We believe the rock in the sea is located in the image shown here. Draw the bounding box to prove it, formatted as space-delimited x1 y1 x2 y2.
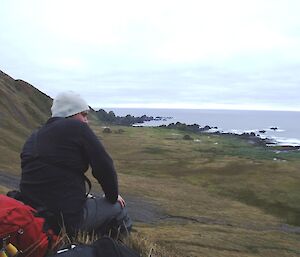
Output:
199 125 211 131
270 127 278 131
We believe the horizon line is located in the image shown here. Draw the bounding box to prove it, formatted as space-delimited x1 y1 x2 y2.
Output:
92 106 300 112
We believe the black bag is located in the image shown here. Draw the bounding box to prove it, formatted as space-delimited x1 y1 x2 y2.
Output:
93 237 140 257
50 245 95 257
50 236 141 257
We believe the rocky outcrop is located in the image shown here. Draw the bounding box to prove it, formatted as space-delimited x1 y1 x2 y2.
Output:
158 121 279 147
183 134 193 140
103 127 112 133
96 109 155 126
159 122 210 133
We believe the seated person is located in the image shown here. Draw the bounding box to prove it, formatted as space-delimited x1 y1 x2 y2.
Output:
19 91 132 236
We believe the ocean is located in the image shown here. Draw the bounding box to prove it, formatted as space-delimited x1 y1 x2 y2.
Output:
104 108 300 146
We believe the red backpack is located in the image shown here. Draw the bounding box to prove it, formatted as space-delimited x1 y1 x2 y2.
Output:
0 194 58 257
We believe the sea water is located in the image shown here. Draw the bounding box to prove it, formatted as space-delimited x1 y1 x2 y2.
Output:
104 108 300 146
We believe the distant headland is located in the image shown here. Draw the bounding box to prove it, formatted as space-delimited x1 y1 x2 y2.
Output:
96 109 300 150
95 108 172 126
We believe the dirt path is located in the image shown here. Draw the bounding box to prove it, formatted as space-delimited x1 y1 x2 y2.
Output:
1 170 300 234
0 170 163 224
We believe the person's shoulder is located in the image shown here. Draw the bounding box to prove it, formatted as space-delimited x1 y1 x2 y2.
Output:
63 118 90 130
64 118 84 126
50 117 89 130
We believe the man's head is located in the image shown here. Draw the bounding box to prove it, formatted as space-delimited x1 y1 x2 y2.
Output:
51 91 89 122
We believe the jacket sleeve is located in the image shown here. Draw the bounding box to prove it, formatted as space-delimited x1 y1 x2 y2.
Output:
80 124 118 203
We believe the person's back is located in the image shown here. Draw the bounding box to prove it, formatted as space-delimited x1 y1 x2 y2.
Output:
21 118 98 231
20 91 131 235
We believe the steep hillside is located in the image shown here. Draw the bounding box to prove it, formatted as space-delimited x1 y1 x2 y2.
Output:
0 70 53 172
0 70 101 172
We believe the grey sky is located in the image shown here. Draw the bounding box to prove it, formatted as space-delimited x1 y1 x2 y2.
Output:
0 0 300 110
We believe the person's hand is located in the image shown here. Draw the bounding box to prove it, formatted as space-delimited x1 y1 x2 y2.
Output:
117 195 126 208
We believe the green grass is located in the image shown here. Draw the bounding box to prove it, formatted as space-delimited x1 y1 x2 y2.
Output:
0 72 298 256
1 122 300 257
93 125 300 256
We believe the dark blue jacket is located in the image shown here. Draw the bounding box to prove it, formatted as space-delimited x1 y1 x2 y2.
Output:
20 117 118 233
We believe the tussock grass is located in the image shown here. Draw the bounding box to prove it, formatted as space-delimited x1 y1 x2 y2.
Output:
90 125 300 256
122 232 182 257
0 185 9 194
1 118 300 256
52 230 179 257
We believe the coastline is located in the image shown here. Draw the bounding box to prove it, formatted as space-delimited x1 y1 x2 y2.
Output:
104 108 300 147
133 119 300 148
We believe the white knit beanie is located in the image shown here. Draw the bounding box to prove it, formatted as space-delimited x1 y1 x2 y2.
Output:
51 91 89 118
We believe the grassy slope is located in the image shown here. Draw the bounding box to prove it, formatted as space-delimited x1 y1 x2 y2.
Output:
90 125 300 257
0 70 100 173
0 70 300 256
0 72 51 172
1 116 300 256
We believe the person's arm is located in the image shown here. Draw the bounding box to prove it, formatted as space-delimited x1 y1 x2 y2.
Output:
81 124 118 203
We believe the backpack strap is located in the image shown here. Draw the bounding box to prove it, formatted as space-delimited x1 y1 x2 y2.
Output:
32 130 40 158
84 175 92 197
6 190 61 235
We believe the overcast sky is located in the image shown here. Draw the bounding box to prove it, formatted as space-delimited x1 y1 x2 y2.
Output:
0 0 300 111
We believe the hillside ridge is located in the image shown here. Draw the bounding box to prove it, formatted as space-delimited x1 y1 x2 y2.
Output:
0 70 53 171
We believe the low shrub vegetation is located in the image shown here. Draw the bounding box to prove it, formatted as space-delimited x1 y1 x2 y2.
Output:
1 123 300 256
